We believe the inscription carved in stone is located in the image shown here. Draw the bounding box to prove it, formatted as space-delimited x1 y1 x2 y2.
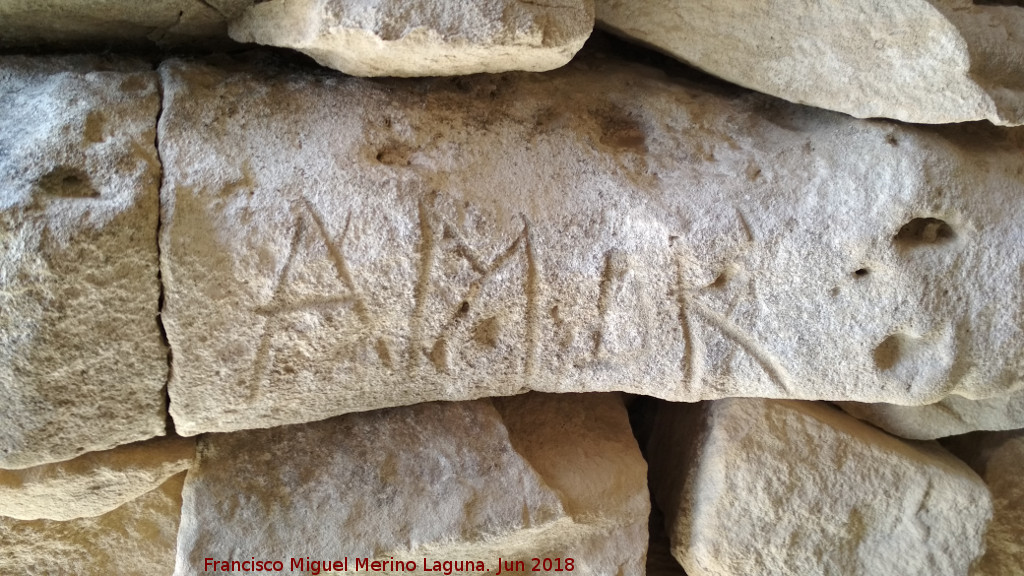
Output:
158 54 1024 436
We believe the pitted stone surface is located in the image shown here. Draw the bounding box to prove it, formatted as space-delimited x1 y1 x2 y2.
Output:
0 472 185 575
840 390 1024 440
0 55 168 469
649 399 992 576
596 0 1024 125
172 394 647 575
159 52 1024 435
0 436 194 521
228 0 594 77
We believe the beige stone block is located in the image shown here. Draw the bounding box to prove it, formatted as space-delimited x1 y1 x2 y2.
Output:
229 0 594 76
0 0 249 49
0 55 168 468
172 394 647 575
0 436 194 521
597 0 1024 125
840 390 1024 440
649 399 992 576
159 52 1024 435
0 472 185 575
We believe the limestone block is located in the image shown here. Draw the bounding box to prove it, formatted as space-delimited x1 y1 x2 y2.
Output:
0 472 185 575
0 436 194 521
0 56 168 468
596 0 1024 125
0 0 251 49
159 51 1024 435
839 389 1024 440
649 399 992 576
172 393 647 575
228 0 594 76
943 431 1024 576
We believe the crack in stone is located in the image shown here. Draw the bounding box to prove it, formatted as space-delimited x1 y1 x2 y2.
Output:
151 62 176 437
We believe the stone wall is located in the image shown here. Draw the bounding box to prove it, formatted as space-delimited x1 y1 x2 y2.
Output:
1 2 1022 575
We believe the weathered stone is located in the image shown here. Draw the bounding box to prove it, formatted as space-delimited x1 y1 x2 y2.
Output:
943 431 1024 576
649 399 992 576
0 472 185 575
0 0 250 49
0 56 168 468
173 393 647 575
159 51 1024 435
228 0 594 77
839 390 1024 440
596 0 1024 126
0 436 194 521
973 436 1024 576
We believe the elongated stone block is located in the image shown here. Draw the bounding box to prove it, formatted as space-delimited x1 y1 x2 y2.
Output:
0 55 168 468
0 436 194 521
159 51 1024 436
0 0 239 49
172 393 648 575
0 472 185 575
839 390 1024 440
229 0 594 77
649 399 992 576
596 0 1024 125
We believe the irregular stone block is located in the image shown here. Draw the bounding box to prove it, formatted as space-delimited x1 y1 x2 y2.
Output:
0 0 250 49
228 0 594 76
839 390 1024 440
159 52 1024 435
596 0 1024 126
0 436 194 521
0 56 168 468
649 399 992 576
0 472 185 575
173 393 647 575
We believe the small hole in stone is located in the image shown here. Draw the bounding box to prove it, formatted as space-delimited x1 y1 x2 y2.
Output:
459 301 470 314
854 268 869 277
873 335 901 371
35 166 99 199
375 144 412 166
894 217 956 247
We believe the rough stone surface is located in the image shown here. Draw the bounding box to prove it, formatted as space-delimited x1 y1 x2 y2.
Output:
173 393 647 575
228 0 594 77
159 51 1024 435
0 472 185 575
943 431 1024 576
596 0 1024 125
942 428 1024 573
0 436 194 521
839 389 1024 440
649 399 992 576
0 0 250 49
973 436 1024 576
0 56 168 468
